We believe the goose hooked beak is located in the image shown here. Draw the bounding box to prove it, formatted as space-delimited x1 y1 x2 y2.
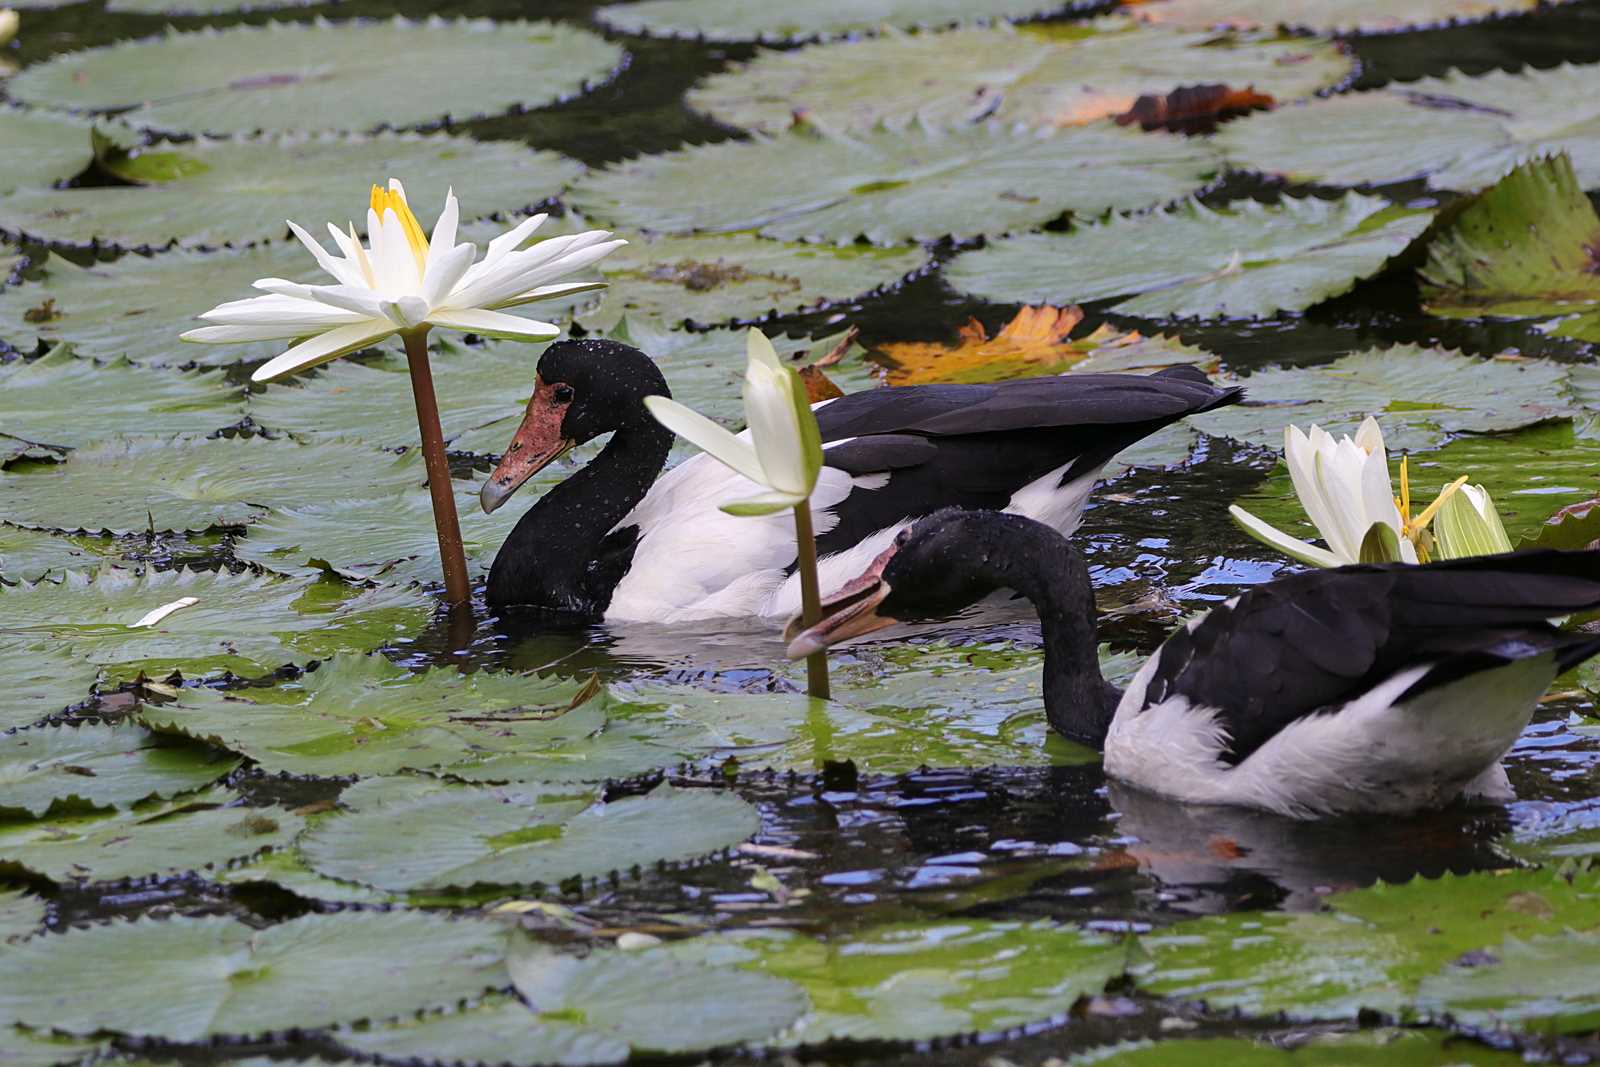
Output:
480 375 575 514
784 542 899 659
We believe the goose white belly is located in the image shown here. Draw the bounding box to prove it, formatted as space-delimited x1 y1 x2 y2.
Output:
1103 654 1556 819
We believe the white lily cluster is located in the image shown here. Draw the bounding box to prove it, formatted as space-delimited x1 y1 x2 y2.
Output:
644 329 823 515
182 180 624 383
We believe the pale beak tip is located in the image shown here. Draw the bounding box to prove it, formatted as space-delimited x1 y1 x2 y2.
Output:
479 482 506 515
785 633 823 660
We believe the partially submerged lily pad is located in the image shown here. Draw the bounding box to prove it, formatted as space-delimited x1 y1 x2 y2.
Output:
0 787 303 884
9 17 623 136
1189 346 1571 452
945 193 1433 319
302 779 758 892
0 525 118 584
572 122 1220 246
1419 154 1600 343
1414 932 1600 1033
1216 64 1600 191
688 20 1351 131
0 890 46 943
2 567 429 681
0 110 94 193
0 1028 106 1067
1116 0 1566 33
0 133 582 250
0 911 512 1040
0 641 101 731
0 722 236 818
597 0 1071 41
336 999 629 1067
1064 1031 1524 1066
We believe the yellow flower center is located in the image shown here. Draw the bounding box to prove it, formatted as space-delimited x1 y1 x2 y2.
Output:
1395 455 1468 563
370 183 429 275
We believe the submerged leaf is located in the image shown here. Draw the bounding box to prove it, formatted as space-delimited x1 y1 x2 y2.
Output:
0 723 236 818
1064 1030 1524 1066
0 641 101 731
0 525 119 584
1114 83 1273 134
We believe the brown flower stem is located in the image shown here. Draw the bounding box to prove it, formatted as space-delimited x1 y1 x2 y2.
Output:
792 501 830 700
402 327 471 608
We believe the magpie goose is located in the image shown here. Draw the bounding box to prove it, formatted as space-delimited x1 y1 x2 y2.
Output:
479 339 1241 622
785 508 1600 818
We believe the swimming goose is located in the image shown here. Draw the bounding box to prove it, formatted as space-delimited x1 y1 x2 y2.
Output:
784 508 1600 818
479 339 1242 622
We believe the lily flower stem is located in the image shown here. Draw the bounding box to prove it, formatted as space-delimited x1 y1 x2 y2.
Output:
791 502 830 700
402 327 471 608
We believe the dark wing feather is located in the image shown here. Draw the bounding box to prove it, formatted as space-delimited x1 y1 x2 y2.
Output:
1140 550 1600 763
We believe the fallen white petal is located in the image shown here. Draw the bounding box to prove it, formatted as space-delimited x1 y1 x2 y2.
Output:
134 596 200 628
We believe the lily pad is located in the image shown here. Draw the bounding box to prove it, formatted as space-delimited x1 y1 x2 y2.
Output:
945 193 1433 319
10 17 623 136
0 642 101 731
137 654 717 778
1065 1031 1523 1066
1414 932 1600 1033
0 133 582 250
0 891 45 943
572 121 1221 246
0 248 331 367
1116 0 1565 33
302 780 758 892
0 1029 105 1067
107 0 326 11
0 436 429 535
1420 154 1600 342
0 349 241 451
0 111 93 193
688 19 1352 133
598 0 1071 41
0 911 512 1040
0 722 236 818
0 525 118 584
0 787 303 884
1189 346 1571 452
1 567 429 681
1133 868 1600 1020
337 999 629 1067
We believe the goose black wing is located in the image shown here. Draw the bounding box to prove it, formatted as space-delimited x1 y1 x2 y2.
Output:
1137 550 1600 764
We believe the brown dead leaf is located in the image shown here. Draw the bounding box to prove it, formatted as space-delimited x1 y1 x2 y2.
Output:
878 305 1083 385
1116 83 1273 134
1049 91 1140 127
798 364 844 403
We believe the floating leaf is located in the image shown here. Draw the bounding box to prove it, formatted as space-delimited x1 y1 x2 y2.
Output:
1117 0 1567 32
598 0 1070 41
138 654 716 778
1115 83 1273 134
302 780 759 892
0 349 241 450
0 787 303 884
1190 347 1571 452
1064 1031 1523 1066
1216 64 1600 191
107 0 326 12
688 20 1350 133
1420 154 1600 342
946 193 1432 319
0 891 45 943
0 133 582 250
0 723 236 818
10 18 622 136
0 911 511 1040
1414 933 1600 1033
1517 490 1600 550
0 436 428 535
0 111 94 193
0 1028 105 1067
2 568 429 681
0 248 329 367
0 525 118 584
572 122 1220 246
336 999 629 1067
0 641 100 731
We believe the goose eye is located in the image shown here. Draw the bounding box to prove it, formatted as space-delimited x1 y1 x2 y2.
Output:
552 384 575 404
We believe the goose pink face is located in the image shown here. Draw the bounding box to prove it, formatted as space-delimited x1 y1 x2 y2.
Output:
479 375 576 514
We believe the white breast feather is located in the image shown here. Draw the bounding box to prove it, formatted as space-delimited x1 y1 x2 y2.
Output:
1004 460 1102 536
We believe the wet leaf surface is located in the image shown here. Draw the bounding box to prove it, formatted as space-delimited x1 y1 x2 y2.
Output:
0 112 95 194
0 890 46 943
0 641 101 731
597 0 1070 41
1117 0 1567 32
0 722 236 818
1066 1030 1524 1065
0 525 119 584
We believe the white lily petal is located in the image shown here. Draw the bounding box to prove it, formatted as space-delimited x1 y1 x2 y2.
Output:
374 211 418 295
251 321 399 383
450 235 621 309
722 490 808 517
477 212 548 269
643 396 767 485
300 284 391 319
745 357 808 495
184 323 320 344
426 307 561 342
423 188 460 278
1312 448 1363 563
1359 446 1404 532
197 292 364 328
488 279 609 310
1353 414 1385 455
746 327 783 371
1229 505 1345 568
133 596 200 628
421 241 477 309
287 220 362 288
1284 426 1344 559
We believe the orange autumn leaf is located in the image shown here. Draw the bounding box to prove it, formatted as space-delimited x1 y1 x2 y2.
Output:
797 364 845 403
1115 83 1274 134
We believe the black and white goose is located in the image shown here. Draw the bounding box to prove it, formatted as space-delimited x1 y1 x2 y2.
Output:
478 339 1242 622
785 508 1600 818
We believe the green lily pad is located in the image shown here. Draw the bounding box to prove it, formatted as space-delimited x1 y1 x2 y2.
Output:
1420 154 1600 342
0 525 118 584
1218 63 1600 192
0 436 429 535
1065 1031 1523 1066
0 787 303 884
0 349 241 451
0 111 94 193
10 18 623 136
945 193 1433 319
107 0 325 11
0 891 45 943
0 247 332 367
598 0 1069 41
338 999 629 1066
0 911 512 1040
572 121 1220 246
1414 933 1600 1033
0 1028 105 1067
1190 346 1571 452
137 654 717 778
1 567 429 681
0 722 236 818
1133 867 1600 1020
0 642 101 731
0 133 583 250
1118 0 1566 33
689 19 1352 133
301 780 758 892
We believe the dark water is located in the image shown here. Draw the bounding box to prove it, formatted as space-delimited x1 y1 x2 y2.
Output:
9 0 1600 1063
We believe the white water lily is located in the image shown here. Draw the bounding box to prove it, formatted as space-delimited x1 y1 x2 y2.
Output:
643 328 823 516
181 179 625 383
1433 483 1514 559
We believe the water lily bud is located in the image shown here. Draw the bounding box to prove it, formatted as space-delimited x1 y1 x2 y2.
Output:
1433 483 1514 559
0 9 18 47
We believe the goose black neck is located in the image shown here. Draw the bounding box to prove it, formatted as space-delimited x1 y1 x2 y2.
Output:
963 514 1121 749
487 410 673 617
